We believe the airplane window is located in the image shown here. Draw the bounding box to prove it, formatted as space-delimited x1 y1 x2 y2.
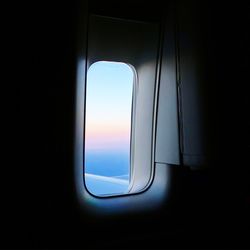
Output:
84 61 135 197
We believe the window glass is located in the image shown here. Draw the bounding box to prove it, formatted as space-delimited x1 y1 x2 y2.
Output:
84 61 134 197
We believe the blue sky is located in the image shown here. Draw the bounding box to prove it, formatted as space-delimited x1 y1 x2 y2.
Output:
84 61 134 196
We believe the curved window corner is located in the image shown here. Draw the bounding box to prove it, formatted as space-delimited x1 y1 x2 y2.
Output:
84 61 135 197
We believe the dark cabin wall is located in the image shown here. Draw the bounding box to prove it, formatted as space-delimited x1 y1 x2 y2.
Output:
4 0 250 248
176 1 250 245
177 0 250 169
177 1 209 166
4 1 80 248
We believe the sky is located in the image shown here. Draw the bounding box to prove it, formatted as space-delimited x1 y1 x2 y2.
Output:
84 61 134 196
